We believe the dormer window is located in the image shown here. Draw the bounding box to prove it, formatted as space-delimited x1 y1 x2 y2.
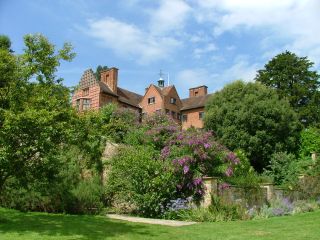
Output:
148 97 155 104
170 97 176 104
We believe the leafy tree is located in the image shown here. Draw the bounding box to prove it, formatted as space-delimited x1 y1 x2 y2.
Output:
21 34 75 84
0 34 76 192
0 35 12 52
255 51 320 126
204 81 301 172
94 65 108 81
299 127 320 157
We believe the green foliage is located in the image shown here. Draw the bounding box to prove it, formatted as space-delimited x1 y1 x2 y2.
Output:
266 151 318 187
21 34 76 84
0 48 17 109
204 81 301 172
255 51 320 126
169 196 247 222
71 177 104 214
249 198 320 219
0 35 12 51
300 127 320 157
106 145 177 217
267 152 298 185
0 34 78 205
94 65 108 80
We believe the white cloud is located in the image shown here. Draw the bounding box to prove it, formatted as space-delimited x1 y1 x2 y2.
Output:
194 0 320 66
193 43 217 58
85 17 180 64
149 0 191 35
220 56 260 83
175 68 218 97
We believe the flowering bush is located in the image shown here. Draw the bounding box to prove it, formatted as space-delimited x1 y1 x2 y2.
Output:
108 114 241 217
159 128 240 202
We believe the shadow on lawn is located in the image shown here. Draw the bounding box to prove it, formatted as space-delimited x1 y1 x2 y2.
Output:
0 209 159 240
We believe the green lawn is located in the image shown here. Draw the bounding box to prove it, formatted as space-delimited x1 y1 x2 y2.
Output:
0 208 320 240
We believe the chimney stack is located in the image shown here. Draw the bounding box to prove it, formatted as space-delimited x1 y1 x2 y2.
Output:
189 85 208 98
100 67 118 94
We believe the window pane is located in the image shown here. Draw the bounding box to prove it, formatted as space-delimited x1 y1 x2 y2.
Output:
182 114 188 122
83 99 91 110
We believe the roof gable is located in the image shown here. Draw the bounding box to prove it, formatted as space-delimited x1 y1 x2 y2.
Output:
79 69 98 89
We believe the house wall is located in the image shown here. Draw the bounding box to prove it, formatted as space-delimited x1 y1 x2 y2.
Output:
189 86 208 97
181 107 205 129
162 87 182 122
100 93 117 107
72 84 101 111
140 85 163 114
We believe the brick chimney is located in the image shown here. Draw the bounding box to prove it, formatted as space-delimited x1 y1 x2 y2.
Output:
100 67 118 94
189 85 208 98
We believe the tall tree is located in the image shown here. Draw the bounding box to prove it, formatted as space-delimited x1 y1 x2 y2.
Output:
204 81 301 172
94 65 108 81
0 34 76 192
0 35 12 52
255 51 320 126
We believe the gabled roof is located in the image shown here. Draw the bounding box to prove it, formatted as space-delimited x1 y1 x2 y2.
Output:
149 84 175 98
181 94 212 111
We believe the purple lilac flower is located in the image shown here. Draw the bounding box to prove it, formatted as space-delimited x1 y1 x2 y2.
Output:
219 182 231 190
183 165 189 174
204 143 211 149
176 134 183 140
226 152 240 165
161 146 170 159
225 166 233 177
193 178 202 186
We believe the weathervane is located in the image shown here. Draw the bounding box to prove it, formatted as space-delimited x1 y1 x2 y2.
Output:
159 69 164 79
158 69 170 86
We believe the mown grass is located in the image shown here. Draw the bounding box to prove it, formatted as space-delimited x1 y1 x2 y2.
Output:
0 207 320 240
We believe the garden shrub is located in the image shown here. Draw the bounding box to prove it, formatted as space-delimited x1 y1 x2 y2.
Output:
159 128 240 202
105 145 178 217
299 127 320 157
165 196 248 222
248 198 320 219
106 114 241 218
71 176 104 214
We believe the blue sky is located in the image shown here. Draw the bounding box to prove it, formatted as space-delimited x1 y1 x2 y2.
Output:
1 0 319 98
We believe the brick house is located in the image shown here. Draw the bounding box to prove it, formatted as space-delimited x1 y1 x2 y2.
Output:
72 67 212 129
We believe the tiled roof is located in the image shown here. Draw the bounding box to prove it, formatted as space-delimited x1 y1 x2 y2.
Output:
181 94 212 111
98 81 118 97
152 85 174 97
117 87 143 108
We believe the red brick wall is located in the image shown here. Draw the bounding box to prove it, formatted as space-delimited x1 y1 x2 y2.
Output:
181 107 205 129
162 87 182 122
72 84 101 111
189 86 208 97
100 68 118 94
140 85 163 114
